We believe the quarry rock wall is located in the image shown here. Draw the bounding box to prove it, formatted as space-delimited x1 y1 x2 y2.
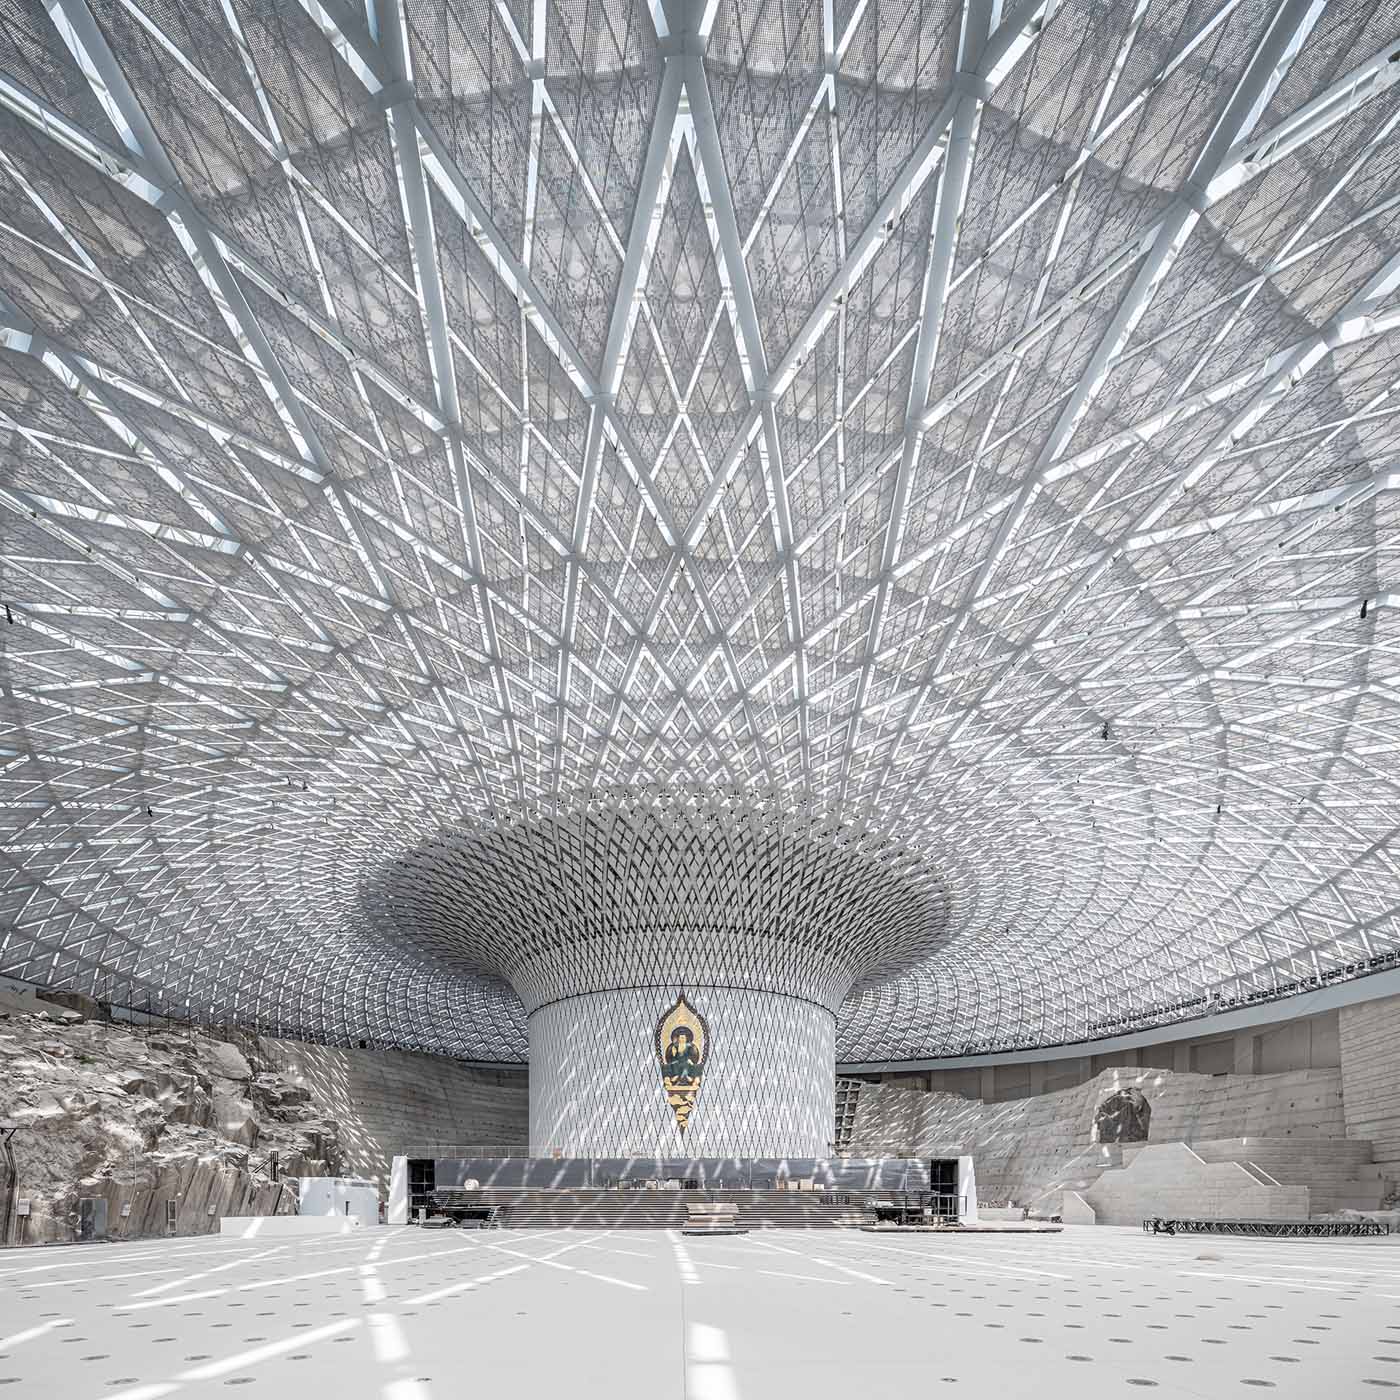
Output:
0 987 527 1244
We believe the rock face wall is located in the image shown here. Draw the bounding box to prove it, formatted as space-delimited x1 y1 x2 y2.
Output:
0 1007 336 1246
1340 993 1400 1181
847 1065 1346 1207
0 987 527 1244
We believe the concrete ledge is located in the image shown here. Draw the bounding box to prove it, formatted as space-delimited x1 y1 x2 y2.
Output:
859 1223 1065 1234
218 1215 367 1238
1062 1190 1096 1225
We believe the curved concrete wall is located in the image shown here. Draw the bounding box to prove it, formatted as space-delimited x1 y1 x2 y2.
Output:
854 1005 1342 1102
847 1065 1346 1207
1340 992 1400 1183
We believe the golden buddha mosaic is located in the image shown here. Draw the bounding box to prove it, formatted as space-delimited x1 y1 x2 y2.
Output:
655 993 710 1134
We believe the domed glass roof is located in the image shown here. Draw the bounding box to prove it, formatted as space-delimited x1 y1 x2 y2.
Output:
2 0 1399 1061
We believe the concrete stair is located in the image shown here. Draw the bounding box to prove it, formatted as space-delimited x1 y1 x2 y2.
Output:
441 1189 871 1230
1024 1146 1126 1218
1175 1138 1389 1214
1073 1142 1311 1226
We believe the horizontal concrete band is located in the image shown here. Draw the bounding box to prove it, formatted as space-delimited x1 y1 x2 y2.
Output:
840 966 1400 1073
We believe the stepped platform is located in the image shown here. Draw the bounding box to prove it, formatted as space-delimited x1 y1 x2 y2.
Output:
1038 1136 1389 1223
426 1187 873 1230
1175 1138 1389 1214
1064 1136 1389 1226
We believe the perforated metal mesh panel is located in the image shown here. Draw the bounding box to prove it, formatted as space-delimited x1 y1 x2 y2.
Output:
528 985 837 1157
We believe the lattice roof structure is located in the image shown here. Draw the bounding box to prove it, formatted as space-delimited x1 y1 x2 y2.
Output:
2 0 1400 1064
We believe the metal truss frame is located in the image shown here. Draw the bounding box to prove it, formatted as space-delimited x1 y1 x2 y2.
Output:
1 0 1399 1061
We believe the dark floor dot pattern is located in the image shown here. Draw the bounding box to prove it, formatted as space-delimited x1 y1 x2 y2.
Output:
2 1230 1399 1396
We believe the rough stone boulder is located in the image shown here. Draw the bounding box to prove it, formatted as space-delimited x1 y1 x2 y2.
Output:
213 1092 260 1148
249 1074 314 1121
205 1040 253 1082
116 1070 215 1127
0 983 82 1023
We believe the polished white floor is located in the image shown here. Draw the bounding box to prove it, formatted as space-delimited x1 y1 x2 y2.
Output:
2 1225 1399 1398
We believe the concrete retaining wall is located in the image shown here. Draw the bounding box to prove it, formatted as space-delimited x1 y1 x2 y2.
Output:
13 1161 296 1246
1340 993 1400 1181
1082 1143 1310 1226
263 1040 528 1189
867 1008 1342 1100
847 1065 1345 1207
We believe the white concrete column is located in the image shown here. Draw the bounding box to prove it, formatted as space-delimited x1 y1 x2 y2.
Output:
957 1155 979 1223
528 985 836 1157
387 1156 408 1224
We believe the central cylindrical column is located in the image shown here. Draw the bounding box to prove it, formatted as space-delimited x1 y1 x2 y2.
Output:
527 984 836 1157
369 785 952 1159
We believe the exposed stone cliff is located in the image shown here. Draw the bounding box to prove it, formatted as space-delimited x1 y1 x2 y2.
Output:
0 984 341 1244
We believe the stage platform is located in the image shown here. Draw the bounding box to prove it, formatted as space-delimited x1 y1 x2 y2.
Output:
393 1153 978 1230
